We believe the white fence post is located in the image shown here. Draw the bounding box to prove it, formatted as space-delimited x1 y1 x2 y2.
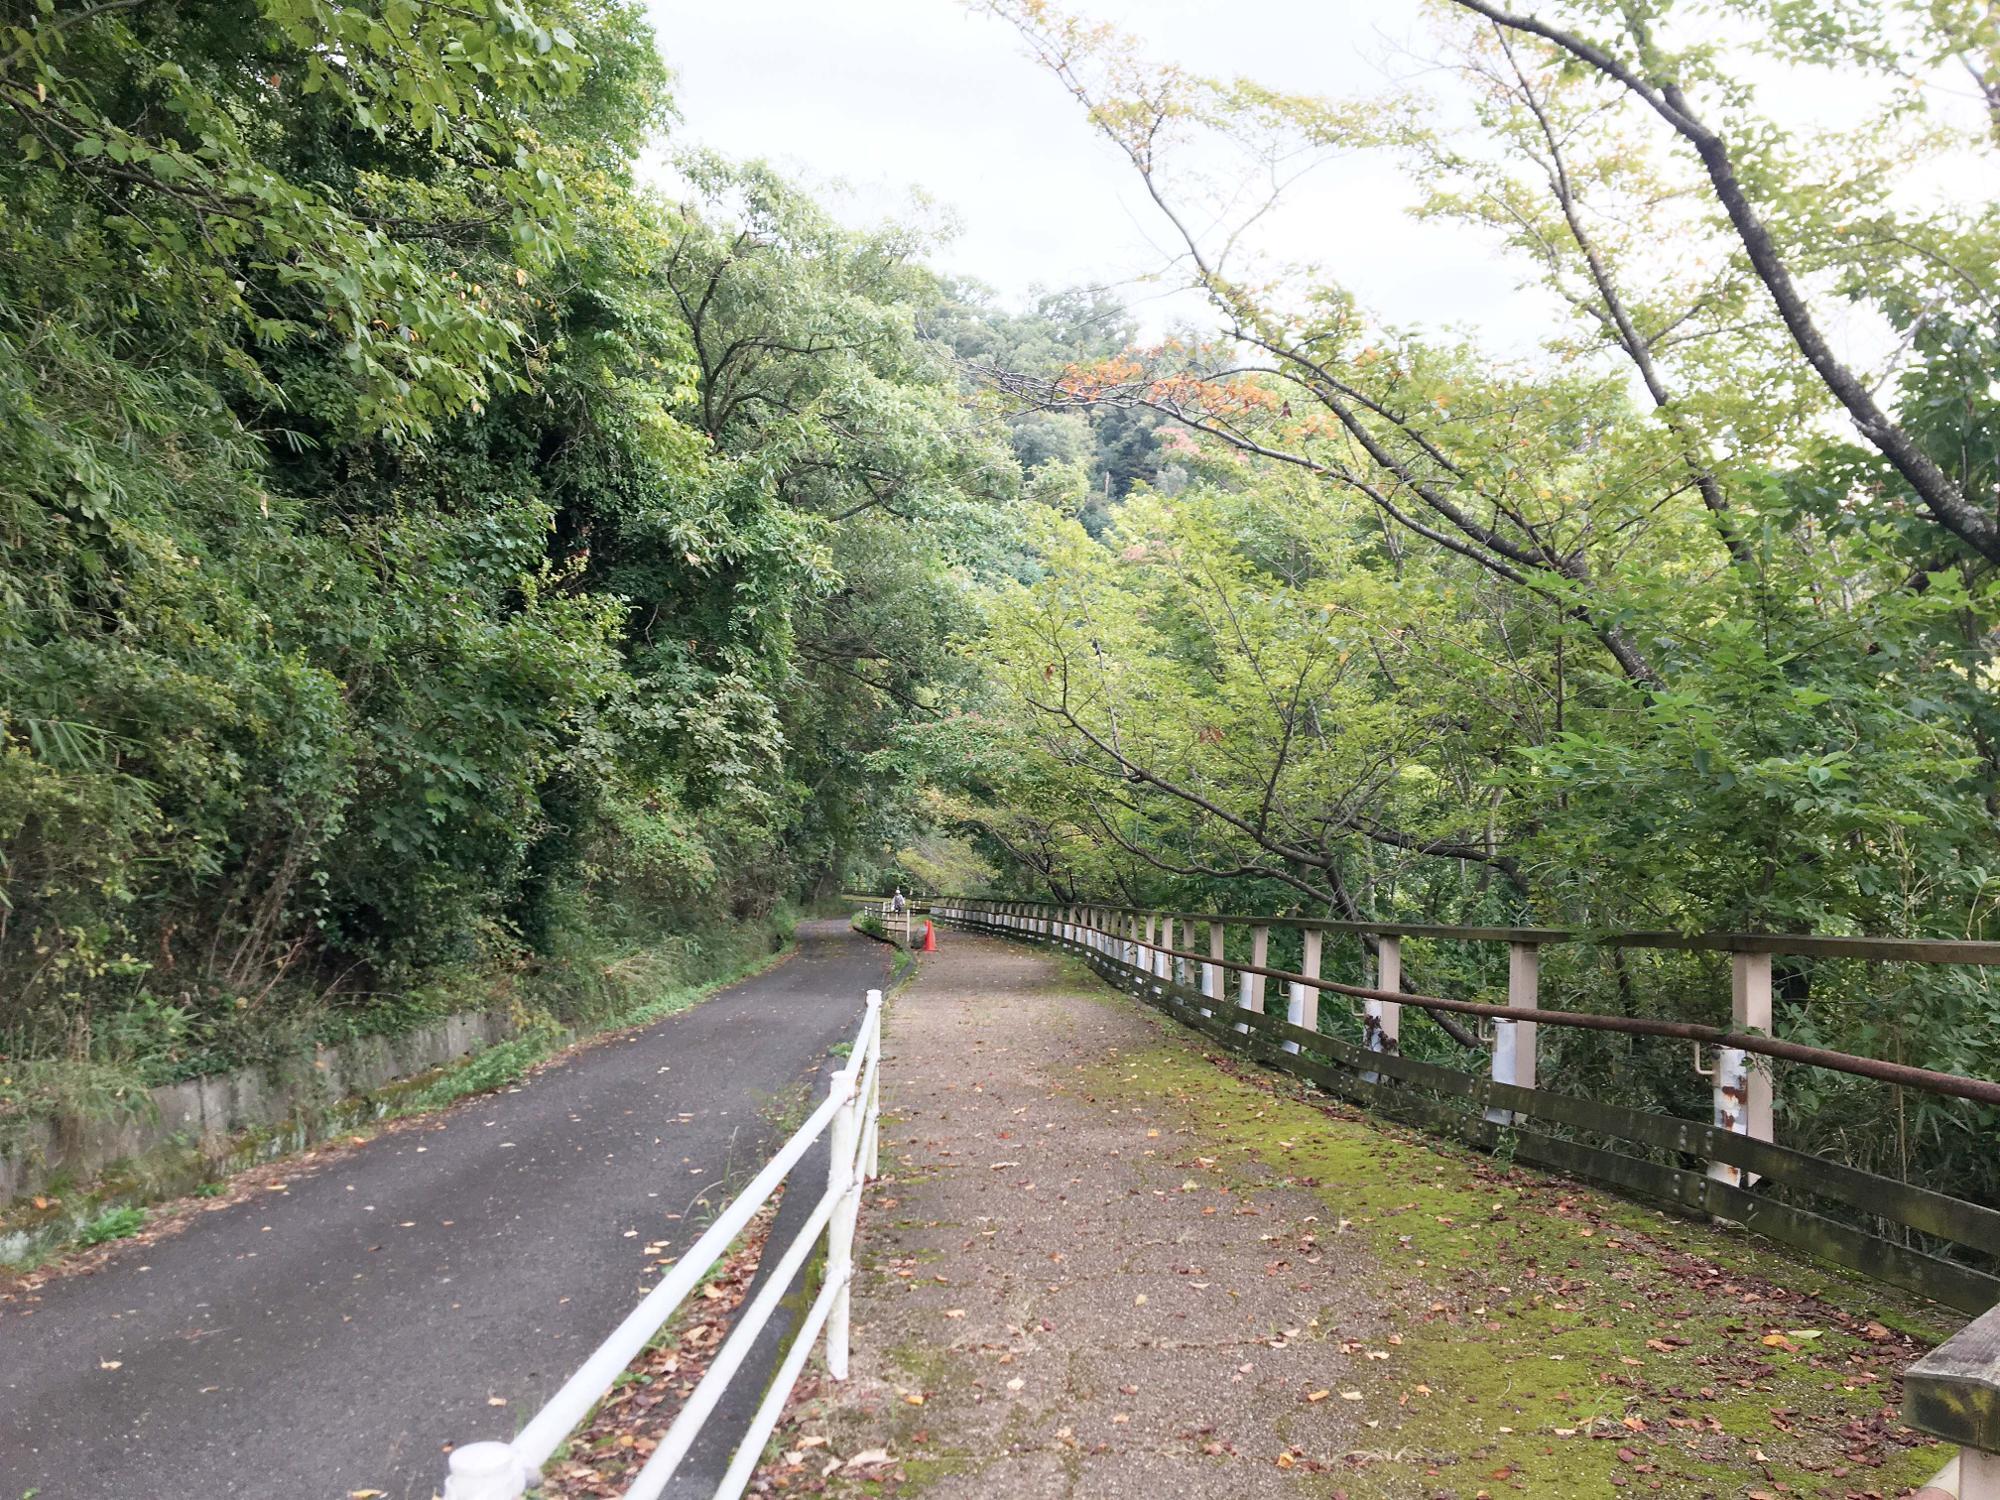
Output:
1710 952 1774 1186
1363 935 1401 1084
862 987 882 1180
1157 915 1175 986
1204 921 1223 1018
824 1059 862 1380
1236 924 1269 1033
1286 928 1321 1054
442 1442 534 1500
1486 942 1539 1125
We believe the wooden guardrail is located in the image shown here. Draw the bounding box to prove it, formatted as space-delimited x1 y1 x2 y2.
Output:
1908 1305 2000 1498
923 898 2000 1492
919 898 2000 1309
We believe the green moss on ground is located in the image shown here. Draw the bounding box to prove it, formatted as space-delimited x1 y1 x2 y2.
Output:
1084 1034 1954 1500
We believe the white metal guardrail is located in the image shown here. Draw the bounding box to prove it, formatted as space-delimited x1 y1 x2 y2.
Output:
442 988 884 1500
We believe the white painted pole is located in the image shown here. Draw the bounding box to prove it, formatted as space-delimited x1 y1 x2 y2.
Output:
442 1442 533 1500
823 1062 861 1379
1235 925 1267 1033
1204 921 1223 1019
1711 952 1774 1186
1363 936 1401 1084
862 988 882 1179
1486 943 1539 1125
1245 925 1270 1013
1965 1447 2000 1500
1157 915 1175 985
1286 928 1321 1054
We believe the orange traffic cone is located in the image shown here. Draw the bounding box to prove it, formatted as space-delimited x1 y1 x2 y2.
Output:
921 920 937 952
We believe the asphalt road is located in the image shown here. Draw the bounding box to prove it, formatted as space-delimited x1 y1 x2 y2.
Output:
0 920 889 1500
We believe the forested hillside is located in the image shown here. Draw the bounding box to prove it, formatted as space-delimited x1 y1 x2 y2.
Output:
0 0 1043 1120
905 3 2000 1202
3 0 1995 1206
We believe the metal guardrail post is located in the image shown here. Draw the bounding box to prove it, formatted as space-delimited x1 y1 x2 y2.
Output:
442 1441 535 1500
824 1059 861 1381
862 987 882 1179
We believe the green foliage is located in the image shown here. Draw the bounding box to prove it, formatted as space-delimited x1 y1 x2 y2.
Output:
0 0 1014 1159
933 1 2000 1211
75 1205 145 1247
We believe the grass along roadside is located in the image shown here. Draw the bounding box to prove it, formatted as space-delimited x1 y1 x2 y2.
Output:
1076 1017 1956 1498
0 931 798 1278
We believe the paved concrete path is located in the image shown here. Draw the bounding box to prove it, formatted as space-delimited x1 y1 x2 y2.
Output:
0 919 888 1500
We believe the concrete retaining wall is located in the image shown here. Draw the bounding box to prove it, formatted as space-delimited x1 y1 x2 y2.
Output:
0 1008 515 1206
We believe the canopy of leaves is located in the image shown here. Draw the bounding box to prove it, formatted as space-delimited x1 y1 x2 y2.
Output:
0 0 1014 1091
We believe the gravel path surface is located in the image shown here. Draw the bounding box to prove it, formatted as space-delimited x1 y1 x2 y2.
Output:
0 919 887 1500
771 932 1381 1498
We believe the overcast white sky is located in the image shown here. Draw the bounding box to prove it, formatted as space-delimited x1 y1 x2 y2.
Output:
643 0 1999 378
643 0 1559 346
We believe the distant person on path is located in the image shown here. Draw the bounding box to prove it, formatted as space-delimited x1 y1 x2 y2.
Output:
890 889 906 914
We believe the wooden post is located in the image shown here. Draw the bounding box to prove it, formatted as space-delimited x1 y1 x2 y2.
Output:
1158 915 1175 985
1711 951 1775 1186
1486 942 1539 1125
1286 929 1322 1055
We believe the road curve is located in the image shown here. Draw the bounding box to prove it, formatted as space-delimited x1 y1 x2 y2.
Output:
0 919 889 1500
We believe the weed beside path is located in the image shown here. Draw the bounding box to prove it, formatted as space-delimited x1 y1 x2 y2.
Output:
762 935 1954 1499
